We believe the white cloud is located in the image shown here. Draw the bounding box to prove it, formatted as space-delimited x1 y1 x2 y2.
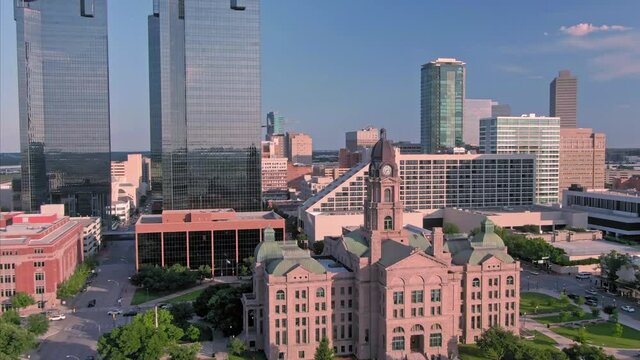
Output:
559 23 631 37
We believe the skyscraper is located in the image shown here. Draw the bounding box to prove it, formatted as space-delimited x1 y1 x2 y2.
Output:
550 70 578 128
421 58 465 153
345 126 379 152
463 99 492 147
266 112 285 140
152 0 262 211
559 128 606 193
14 0 111 217
148 6 162 206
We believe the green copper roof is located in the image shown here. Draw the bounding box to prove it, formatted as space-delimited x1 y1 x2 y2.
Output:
378 240 414 268
470 219 505 249
254 227 283 263
266 258 327 276
342 229 370 257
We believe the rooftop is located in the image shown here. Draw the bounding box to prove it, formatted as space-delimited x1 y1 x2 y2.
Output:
553 240 640 257
459 204 579 215
0 215 80 246
138 209 283 225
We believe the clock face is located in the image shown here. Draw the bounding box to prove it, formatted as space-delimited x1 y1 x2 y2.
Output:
382 165 392 176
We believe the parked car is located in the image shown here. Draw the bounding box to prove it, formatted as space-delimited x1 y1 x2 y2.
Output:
88 299 96 308
48 313 66 321
621 305 636 313
567 293 579 300
123 310 138 317
585 299 598 306
585 289 598 295
107 309 123 316
575 272 591 279
157 303 171 309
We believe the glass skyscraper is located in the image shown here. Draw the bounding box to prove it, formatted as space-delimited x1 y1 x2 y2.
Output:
266 111 285 139
151 0 262 211
421 58 465 153
14 0 111 217
148 8 162 207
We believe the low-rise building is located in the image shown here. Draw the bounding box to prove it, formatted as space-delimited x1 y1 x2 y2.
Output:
135 209 285 276
71 217 102 257
108 200 131 222
0 212 84 313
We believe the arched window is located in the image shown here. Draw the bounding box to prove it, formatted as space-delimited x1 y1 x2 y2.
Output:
316 288 325 298
276 290 285 300
392 327 405 334
430 323 442 331
392 336 405 350
472 278 480 288
506 276 514 285
384 188 392 202
411 324 424 332
384 216 393 230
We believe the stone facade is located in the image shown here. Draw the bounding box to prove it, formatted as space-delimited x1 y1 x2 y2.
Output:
243 133 520 360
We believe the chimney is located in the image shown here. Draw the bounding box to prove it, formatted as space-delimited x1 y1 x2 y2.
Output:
432 227 444 258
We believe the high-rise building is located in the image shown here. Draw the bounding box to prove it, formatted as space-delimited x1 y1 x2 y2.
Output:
559 128 606 193
421 58 465 153
345 126 380 152
550 70 578 128
14 0 111 217
152 0 262 211
148 8 162 206
287 132 313 165
480 115 561 204
269 134 287 159
491 102 511 117
266 112 285 139
463 99 492 147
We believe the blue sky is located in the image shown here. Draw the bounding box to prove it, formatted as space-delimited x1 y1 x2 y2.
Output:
1 0 639 152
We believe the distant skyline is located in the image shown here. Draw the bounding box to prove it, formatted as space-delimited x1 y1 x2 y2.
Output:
2 0 639 152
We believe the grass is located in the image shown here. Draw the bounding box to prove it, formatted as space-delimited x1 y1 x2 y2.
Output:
228 352 267 360
458 344 486 360
130 288 171 305
529 330 558 349
167 288 205 304
552 322 640 349
520 292 577 315
535 312 598 324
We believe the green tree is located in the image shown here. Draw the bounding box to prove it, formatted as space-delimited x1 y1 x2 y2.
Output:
204 285 251 337
97 308 184 360
613 323 623 338
572 308 585 319
609 312 619 324
576 327 587 344
0 321 37 360
576 296 586 306
169 343 201 360
559 293 571 306
600 250 631 292
559 311 571 322
443 222 460 234
169 302 195 331
562 344 616 360
26 314 49 336
10 292 35 314
228 337 246 356
0 310 20 326
312 241 325 255
193 285 230 317
476 327 519 360
314 337 335 360
591 307 600 318
197 265 212 281
186 325 200 342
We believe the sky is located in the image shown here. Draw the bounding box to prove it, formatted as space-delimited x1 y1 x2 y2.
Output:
1 1 639 152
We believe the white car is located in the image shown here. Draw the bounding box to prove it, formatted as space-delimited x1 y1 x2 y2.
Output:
107 309 123 316
48 314 66 321
585 289 598 295
621 305 636 313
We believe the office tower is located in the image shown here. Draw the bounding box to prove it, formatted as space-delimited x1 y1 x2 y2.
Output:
480 115 561 204
148 8 162 206
345 126 380 152
463 99 492 147
266 112 285 139
491 102 511 117
559 128 606 192
153 0 261 211
421 58 465 153
550 70 578 128
269 134 287 158
286 132 313 165
14 0 111 217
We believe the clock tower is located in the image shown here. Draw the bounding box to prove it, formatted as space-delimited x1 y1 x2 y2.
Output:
363 129 404 263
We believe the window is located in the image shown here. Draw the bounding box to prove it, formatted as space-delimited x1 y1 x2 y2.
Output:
506 276 514 285
411 290 424 303
430 289 441 302
275 305 280 314
33 261 45 268
316 288 325 298
302 290 307 299
34 248 44 254
393 291 404 305
384 216 393 230
393 326 405 333
384 188 392 202
35 273 44 281
276 290 285 300
472 278 480 287
298 351 305 359
35 286 45 294
429 333 442 347
411 324 424 332
295 291 300 299
391 336 405 350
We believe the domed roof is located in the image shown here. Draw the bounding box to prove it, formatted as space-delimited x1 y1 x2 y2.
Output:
370 129 395 165
254 228 283 263
470 219 505 248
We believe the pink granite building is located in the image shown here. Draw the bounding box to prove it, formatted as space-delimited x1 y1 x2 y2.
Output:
242 133 521 359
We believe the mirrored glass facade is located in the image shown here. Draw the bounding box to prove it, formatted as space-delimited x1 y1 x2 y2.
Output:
148 11 163 204
421 58 465 153
14 0 111 217
153 0 262 211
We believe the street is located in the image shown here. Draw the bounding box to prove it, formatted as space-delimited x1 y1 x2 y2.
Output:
28 240 137 360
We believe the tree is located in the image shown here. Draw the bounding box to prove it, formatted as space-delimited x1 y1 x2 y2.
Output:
563 344 616 360
169 343 201 360
559 311 571 322
204 285 251 336
572 308 585 319
0 310 20 326
559 293 571 306
591 307 600 318
314 337 335 360
443 222 460 234
169 302 195 331
228 337 246 356
10 293 35 314
97 308 184 360
576 296 586 306
600 250 631 292
476 327 519 360
186 325 200 342
197 265 212 281
576 327 587 344
613 323 623 338
193 285 232 317
312 241 325 255
26 314 49 336
0 322 36 360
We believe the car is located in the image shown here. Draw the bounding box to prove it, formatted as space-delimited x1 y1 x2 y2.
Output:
575 272 591 279
567 293 579 300
48 313 66 321
107 309 123 316
586 300 598 306
88 299 97 307
157 303 171 309
585 289 598 295
123 310 138 317
527 270 540 276
621 305 636 313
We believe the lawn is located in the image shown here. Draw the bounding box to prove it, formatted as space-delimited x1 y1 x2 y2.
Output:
528 330 558 350
167 288 205 304
520 292 577 315
131 288 171 305
534 312 598 324
552 322 640 349
458 344 486 360
229 352 267 360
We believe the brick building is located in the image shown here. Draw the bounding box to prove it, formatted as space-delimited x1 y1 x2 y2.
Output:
559 128 606 194
0 212 84 313
242 134 520 359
